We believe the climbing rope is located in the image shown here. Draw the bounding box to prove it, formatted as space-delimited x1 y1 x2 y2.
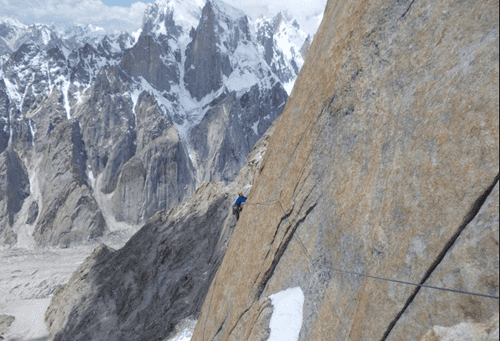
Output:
245 198 499 301
294 232 499 300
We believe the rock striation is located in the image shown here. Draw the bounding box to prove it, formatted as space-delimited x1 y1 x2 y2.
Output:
191 0 499 340
44 123 275 341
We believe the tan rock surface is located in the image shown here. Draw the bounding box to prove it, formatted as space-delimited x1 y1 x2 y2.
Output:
191 0 499 340
389 183 499 340
421 314 499 341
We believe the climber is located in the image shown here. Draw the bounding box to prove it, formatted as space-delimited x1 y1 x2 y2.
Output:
233 192 247 220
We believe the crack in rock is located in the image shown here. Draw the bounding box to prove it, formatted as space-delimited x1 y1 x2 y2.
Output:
256 203 317 300
380 173 499 341
401 0 418 20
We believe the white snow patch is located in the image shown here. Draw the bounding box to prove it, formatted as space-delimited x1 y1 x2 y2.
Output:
268 287 304 341
106 37 122 54
88 170 94 180
130 87 142 122
54 74 72 119
7 126 12 148
283 81 295 96
194 0 206 8
0 298 51 340
210 0 246 21
252 119 259 135
73 88 84 105
132 28 142 44
224 68 260 94
41 28 50 46
28 119 36 144
3 77 22 107
156 21 168 36
169 328 193 341
61 45 71 59
146 0 202 37
165 318 197 341
29 174 35 193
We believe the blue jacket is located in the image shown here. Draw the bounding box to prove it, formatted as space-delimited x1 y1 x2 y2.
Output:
234 196 247 206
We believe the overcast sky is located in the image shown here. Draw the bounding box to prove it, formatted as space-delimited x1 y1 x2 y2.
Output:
1 0 327 35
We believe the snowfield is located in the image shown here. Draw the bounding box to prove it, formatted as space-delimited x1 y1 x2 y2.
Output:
0 298 51 341
0 230 137 340
268 287 305 341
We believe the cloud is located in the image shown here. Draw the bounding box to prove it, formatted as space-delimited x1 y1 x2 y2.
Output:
221 0 327 34
222 0 326 20
2 0 147 34
1 0 326 36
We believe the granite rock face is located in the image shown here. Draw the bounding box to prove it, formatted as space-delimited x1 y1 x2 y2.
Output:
111 125 196 225
121 34 177 93
25 200 39 225
191 0 499 340
421 313 499 341
33 120 108 247
183 0 240 101
44 125 275 341
0 79 10 154
0 149 30 245
190 83 287 184
45 243 115 338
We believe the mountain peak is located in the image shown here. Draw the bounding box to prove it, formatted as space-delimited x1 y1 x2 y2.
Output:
142 0 204 38
206 0 247 21
0 17 26 28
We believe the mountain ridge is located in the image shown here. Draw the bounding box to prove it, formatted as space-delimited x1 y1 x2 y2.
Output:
0 0 312 247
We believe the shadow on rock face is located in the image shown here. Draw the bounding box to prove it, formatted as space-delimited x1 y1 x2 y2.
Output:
44 122 275 341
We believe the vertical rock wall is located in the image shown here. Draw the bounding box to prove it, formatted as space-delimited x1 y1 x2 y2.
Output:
0 150 30 245
191 0 499 340
33 120 107 247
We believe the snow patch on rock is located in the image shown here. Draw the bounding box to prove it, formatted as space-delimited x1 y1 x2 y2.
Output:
268 287 304 341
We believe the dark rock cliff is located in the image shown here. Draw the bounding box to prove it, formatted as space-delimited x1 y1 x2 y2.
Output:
0 149 30 245
32 120 107 247
44 124 275 341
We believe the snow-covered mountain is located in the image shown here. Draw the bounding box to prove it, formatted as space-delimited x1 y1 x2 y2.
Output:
255 11 312 93
0 0 306 248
